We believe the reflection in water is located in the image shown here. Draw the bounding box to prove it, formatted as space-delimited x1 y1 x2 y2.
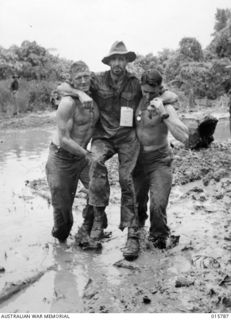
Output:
0 127 124 312
0 129 53 163
50 245 84 313
0 129 53 219
0 128 54 312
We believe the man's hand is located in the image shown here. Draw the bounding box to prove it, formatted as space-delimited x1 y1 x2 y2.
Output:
85 150 98 162
161 90 178 105
148 98 166 118
57 82 93 108
77 91 93 109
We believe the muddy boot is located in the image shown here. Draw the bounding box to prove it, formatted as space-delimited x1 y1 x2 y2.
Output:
75 225 91 246
153 238 166 249
101 231 112 240
82 239 102 250
122 227 140 261
82 207 105 250
75 206 94 246
90 207 105 240
148 234 167 249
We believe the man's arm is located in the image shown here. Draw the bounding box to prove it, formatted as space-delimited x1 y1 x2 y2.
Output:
149 98 188 143
164 104 189 143
158 90 188 142
159 90 178 105
56 97 88 157
57 82 93 107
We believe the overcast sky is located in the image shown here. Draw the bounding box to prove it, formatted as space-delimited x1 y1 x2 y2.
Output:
0 0 230 71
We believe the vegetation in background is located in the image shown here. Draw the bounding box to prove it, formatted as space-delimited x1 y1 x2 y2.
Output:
0 79 58 113
0 40 71 113
129 8 231 108
0 8 231 114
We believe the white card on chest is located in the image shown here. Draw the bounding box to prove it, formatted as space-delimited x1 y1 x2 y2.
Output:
120 107 133 127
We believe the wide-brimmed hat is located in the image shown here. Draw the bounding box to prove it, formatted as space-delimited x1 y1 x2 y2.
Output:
102 41 136 65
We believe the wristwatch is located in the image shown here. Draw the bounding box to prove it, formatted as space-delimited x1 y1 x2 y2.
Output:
160 113 169 122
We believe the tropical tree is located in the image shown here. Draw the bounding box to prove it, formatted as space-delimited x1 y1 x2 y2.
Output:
179 37 203 61
213 8 231 33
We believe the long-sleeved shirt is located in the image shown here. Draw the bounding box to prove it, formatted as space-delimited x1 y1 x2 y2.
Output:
90 70 142 140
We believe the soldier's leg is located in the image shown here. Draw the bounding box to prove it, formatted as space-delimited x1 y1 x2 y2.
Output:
75 160 93 245
149 159 173 249
117 135 140 260
45 144 81 242
133 165 149 228
88 139 115 246
80 161 108 230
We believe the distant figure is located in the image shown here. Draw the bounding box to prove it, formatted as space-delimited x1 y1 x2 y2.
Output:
10 75 19 92
10 75 19 115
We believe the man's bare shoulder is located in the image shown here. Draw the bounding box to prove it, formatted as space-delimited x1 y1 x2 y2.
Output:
57 96 77 118
60 96 76 106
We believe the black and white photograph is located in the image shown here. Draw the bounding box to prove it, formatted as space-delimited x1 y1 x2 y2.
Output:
0 0 231 316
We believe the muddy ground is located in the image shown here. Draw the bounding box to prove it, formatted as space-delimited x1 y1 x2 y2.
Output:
0 110 231 313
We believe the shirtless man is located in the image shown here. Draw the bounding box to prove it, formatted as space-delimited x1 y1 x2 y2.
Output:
45 61 99 243
134 69 189 249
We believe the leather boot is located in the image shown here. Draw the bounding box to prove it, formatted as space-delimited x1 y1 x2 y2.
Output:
82 207 105 250
148 234 167 249
90 207 105 240
75 206 94 246
123 227 140 261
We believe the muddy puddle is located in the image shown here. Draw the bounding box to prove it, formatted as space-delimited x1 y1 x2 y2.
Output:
0 120 231 313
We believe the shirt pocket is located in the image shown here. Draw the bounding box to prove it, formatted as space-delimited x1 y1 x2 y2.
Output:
97 89 114 108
